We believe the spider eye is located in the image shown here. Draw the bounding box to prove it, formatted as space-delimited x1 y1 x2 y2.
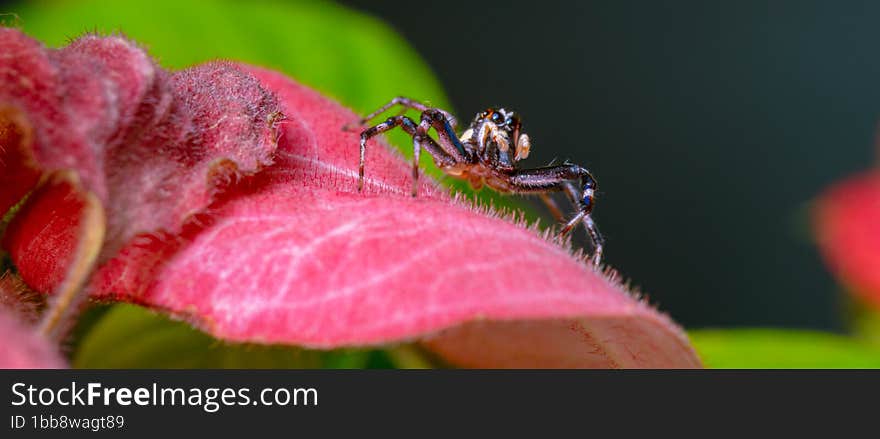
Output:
490 111 503 123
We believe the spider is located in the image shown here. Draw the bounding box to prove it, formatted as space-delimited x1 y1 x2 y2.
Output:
345 97 604 265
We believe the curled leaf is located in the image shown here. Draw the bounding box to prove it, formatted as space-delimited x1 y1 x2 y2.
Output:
3 171 106 340
1 28 280 286
3 172 98 294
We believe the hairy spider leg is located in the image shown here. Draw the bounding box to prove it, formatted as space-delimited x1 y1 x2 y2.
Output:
359 116 417 192
346 96 457 131
359 97 427 124
417 109 470 161
509 164 604 265
359 115 456 194
558 180 604 265
538 193 566 222
409 109 470 196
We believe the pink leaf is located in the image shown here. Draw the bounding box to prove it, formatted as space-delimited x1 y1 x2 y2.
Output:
814 171 880 307
0 276 64 369
87 68 700 368
0 309 65 368
1 29 280 288
0 271 42 325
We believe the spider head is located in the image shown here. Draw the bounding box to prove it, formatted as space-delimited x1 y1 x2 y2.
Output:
467 108 531 161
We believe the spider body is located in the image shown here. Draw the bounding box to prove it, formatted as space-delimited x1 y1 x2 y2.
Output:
346 97 604 265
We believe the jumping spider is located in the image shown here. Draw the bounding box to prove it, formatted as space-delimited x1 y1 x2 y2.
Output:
345 97 604 265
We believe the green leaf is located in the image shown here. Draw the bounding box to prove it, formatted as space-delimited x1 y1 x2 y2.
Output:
74 304 436 368
841 294 880 348
690 328 880 368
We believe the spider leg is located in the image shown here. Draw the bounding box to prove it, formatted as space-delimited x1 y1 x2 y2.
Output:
418 109 469 162
538 193 565 222
360 97 428 125
345 96 456 131
359 115 418 191
509 164 604 265
410 137 427 197
410 128 459 197
406 108 473 197
359 115 456 195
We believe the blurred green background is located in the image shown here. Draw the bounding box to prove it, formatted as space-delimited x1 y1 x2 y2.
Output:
4 0 880 367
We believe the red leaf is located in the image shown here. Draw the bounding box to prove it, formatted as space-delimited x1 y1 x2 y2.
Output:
814 171 880 307
3 173 89 294
87 68 700 368
1 29 280 287
0 106 40 215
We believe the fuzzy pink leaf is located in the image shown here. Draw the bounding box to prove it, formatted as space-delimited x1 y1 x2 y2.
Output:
0 271 42 325
88 68 700 368
0 277 64 369
1 29 280 288
0 309 64 368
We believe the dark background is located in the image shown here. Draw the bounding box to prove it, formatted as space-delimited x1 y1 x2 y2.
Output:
341 0 879 330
